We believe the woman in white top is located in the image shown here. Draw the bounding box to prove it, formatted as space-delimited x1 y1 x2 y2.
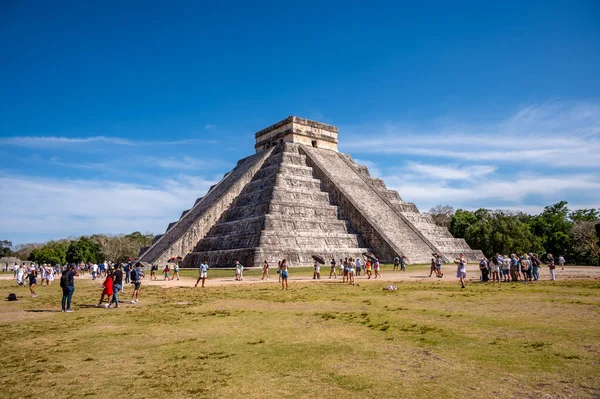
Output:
46 265 55 285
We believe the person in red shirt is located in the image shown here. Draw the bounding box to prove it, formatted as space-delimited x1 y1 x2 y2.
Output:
97 269 114 308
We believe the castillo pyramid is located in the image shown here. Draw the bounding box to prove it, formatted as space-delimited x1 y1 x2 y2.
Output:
138 116 483 267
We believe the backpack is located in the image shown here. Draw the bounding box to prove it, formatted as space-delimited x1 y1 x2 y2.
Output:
60 272 70 288
7 293 17 301
130 268 138 283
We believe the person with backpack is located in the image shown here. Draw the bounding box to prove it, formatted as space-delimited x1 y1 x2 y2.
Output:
130 263 145 304
510 254 520 282
60 265 78 312
393 256 400 271
400 255 407 272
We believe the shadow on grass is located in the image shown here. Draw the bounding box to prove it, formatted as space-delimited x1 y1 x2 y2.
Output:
25 309 62 313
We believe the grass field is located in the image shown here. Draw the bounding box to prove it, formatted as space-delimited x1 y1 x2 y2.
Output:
1 266 599 399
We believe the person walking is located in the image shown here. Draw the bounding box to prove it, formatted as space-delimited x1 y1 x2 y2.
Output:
235 261 244 281
280 259 289 290
435 255 443 278
547 254 556 281
373 260 382 279
173 262 180 281
329 258 336 279
313 261 321 280
400 255 407 272
108 264 123 308
17 264 25 286
261 261 270 280
195 260 209 288
429 258 437 277
60 265 78 312
124 262 131 284
355 257 361 276
455 254 467 289
365 259 372 279
163 265 171 281
393 256 400 271
27 265 38 297
130 263 144 303
558 256 566 271
97 269 114 307
150 264 158 280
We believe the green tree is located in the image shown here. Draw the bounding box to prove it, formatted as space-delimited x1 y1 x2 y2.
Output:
66 236 104 264
569 208 600 222
450 209 478 238
0 240 12 257
28 241 68 265
530 201 572 258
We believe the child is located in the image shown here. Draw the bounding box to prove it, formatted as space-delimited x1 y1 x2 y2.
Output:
97 270 113 308
163 265 171 281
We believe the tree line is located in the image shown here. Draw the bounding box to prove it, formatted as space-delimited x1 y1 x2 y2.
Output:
428 201 600 265
1 232 154 265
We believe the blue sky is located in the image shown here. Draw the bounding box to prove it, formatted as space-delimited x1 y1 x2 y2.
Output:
1 1 599 244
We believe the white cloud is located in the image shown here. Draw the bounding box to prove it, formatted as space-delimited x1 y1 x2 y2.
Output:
204 124 216 131
340 100 600 168
404 162 495 180
0 174 216 244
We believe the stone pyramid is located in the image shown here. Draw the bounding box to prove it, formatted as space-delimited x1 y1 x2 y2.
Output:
138 117 483 267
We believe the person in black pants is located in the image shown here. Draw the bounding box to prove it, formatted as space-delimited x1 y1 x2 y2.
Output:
60 265 78 312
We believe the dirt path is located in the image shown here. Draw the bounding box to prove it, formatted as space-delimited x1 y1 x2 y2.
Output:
2 265 598 288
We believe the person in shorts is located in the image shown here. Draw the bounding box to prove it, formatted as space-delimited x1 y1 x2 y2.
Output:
329 258 336 279
373 260 381 279
28 266 38 297
262 260 270 280
195 260 209 287
400 255 407 271
130 263 144 303
313 261 320 280
280 259 289 290
455 254 467 289
235 261 244 281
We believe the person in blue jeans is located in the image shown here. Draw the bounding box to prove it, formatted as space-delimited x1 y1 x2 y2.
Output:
108 264 123 308
60 265 78 312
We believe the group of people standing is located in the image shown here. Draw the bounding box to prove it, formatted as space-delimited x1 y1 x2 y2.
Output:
477 253 565 283
11 260 147 312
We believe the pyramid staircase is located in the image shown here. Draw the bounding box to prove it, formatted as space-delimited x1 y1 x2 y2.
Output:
185 143 368 267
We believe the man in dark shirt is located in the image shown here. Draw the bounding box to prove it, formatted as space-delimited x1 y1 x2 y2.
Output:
108 264 123 308
60 265 78 312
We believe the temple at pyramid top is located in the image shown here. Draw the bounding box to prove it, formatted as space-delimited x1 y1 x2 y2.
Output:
137 116 483 268
255 116 339 152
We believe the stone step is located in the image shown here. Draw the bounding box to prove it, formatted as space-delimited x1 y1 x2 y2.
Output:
195 231 363 252
186 247 370 267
